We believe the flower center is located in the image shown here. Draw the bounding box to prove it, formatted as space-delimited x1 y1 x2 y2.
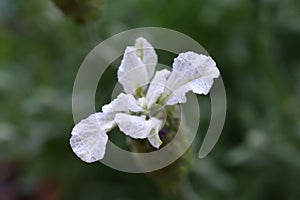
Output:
149 104 167 126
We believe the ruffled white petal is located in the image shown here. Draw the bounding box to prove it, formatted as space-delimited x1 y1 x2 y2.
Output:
134 37 158 79
118 46 149 94
164 84 191 105
115 113 163 142
164 51 220 105
70 112 115 163
146 69 170 108
95 112 116 131
102 93 143 113
147 130 163 149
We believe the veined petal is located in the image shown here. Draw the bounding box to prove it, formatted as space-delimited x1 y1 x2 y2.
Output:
115 113 163 142
70 112 115 163
147 130 163 149
95 112 116 131
164 84 191 106
146 69 170 108
135 37 158 79
164 51 220 105
102 93 143 113
118 46 149 94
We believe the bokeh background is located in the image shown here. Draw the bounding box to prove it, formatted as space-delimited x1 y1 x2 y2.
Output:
1 0 300 199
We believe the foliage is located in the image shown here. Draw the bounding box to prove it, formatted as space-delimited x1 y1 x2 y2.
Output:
0 0 300 199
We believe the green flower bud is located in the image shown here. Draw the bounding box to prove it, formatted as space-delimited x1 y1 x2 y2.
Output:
52 0 105 25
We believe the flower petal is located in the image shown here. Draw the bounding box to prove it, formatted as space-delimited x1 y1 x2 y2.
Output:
147 130 163 149
164 51 220 105
117 46 149 94
115 113 163 141
70 112 115 163
146 69 170 108
164 84 191 106
134 37 158 79
102 93 143 113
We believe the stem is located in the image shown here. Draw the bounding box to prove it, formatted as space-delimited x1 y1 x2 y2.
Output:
84 23 99 47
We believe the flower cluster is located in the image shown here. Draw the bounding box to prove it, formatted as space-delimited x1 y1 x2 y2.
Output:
70 37 220 163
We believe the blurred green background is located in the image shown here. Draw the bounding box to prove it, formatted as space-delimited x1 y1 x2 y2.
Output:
0 0 300 199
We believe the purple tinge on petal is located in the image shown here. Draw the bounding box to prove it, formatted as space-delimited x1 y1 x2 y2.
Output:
159 128 168 139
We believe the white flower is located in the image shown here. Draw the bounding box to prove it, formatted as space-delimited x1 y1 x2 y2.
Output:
70 37 220 163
